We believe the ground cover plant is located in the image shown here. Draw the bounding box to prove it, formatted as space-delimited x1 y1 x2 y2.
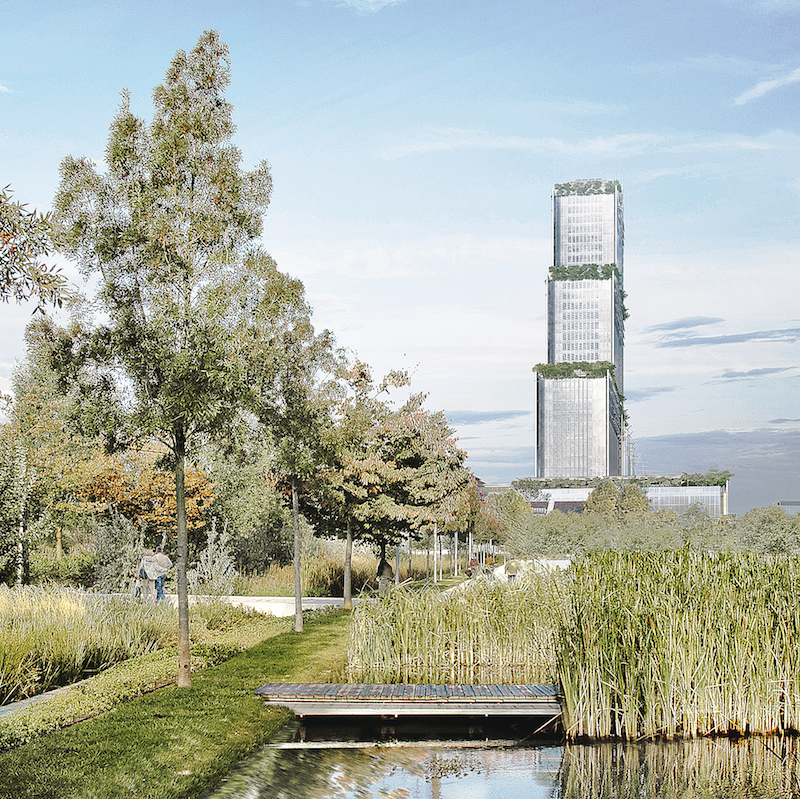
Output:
0 586 278 706
0 609 351 799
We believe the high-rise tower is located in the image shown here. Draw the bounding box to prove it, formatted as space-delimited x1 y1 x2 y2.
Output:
534 179 625 478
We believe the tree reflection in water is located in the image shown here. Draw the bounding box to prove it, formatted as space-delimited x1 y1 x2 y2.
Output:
204 736 800 799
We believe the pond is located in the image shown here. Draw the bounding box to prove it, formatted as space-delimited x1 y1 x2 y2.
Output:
203 724 800 799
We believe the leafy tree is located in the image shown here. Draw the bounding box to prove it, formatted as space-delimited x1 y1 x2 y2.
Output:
0 318 102 582
307 359 409 608
583 480 620 522
735 506 800 554
0 186 67 309
255 309 340 632
53 31 276 686
354 393 472 563
206 441 293 572
490 489 534 540
617 483 650 520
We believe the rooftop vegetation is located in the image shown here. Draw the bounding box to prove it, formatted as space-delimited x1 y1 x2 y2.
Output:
532 361 616 379
512 469 734 493
549 263 618 281
554 179 621 196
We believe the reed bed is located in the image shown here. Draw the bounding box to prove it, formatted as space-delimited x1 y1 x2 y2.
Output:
558 551 800 740
346 573 563 684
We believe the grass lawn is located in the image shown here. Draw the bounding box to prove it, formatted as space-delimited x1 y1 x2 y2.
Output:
0 610 351 799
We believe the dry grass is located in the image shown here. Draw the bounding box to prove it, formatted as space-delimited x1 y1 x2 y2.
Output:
233 538 430 597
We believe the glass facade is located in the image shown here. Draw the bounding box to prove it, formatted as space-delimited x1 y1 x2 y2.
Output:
525 484 728 519
547 278 623 388
646 486 725 518
536 179 625 478
553 186 624 270
534 372 622 478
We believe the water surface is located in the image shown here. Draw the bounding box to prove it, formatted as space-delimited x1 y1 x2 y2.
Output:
205 733 800 799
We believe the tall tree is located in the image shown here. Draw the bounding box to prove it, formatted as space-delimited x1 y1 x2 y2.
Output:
53 31 276 687
256 314 340 632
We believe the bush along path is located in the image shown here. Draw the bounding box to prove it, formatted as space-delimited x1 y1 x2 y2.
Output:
0 609 352 799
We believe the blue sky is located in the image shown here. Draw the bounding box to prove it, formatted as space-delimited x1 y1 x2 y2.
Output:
2 0 799 514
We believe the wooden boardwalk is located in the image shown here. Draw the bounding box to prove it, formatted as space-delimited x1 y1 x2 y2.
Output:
255 683 561 719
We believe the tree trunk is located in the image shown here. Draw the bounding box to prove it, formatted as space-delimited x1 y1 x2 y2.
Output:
433 524 438 584
17 512 25 586
343 516 353 610
55 526 63 560
292 476 303 633
394 546 400 586
175 427 191 688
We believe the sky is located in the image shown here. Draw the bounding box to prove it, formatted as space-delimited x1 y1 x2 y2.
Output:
1 0 799 515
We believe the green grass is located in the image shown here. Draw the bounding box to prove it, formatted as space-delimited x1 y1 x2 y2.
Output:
0 609 352 799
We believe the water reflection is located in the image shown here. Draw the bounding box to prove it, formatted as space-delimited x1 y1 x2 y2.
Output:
204 735 800 799
560 737 800 799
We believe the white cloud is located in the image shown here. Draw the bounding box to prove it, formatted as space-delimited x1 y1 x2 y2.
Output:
0 83 12 93
735 66 800 105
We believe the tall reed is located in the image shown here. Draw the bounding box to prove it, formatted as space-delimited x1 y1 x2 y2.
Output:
346 572 563 684
558 551 800 740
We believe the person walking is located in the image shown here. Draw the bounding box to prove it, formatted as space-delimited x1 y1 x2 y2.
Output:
139 548 159 601
153 545 173 602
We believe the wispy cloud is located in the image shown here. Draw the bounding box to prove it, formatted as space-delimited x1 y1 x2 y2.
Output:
715 366 795 380
0 83 12 94
626 387 678 402
524 99 626 116
656 327 800 348
735 66 800 105
635 53 772 76
378 126 797 160
769 418 800 424
331 0 405 12
447 410 531 426
647 317 724 332
378 127 662 159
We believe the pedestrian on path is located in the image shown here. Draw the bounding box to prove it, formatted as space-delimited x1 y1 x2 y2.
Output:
153 545 173 602
139 548 159 601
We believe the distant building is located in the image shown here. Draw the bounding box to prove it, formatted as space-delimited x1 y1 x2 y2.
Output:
508 478 730 519
776 501 800 516
535 178 625 477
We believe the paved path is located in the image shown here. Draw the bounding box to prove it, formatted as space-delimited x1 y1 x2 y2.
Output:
160 595 359 617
